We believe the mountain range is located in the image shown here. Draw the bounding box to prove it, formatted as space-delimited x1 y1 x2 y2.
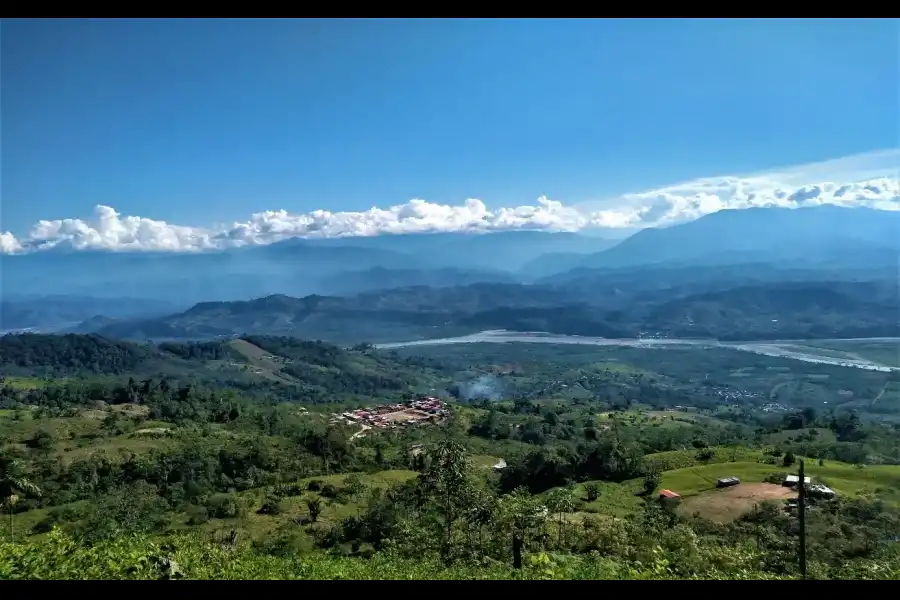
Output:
2 205 898 340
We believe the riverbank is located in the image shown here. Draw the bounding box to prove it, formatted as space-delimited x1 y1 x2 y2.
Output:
377 331 900 372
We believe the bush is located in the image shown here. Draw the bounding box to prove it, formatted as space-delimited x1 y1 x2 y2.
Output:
258 496 283 516
642 472 661 495
763 472 788 485
26 429 55 450
320 484 340 499
206 494 241 519
696 448 716 461
275 483 303 497
307 480 324 492
186 506 209 526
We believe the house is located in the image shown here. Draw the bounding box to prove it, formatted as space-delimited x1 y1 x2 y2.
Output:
659 489 681 500
783 475 811 487
716 477 741 488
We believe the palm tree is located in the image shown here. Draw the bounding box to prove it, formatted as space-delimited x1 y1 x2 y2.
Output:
0 459 42 542
305 497 322 523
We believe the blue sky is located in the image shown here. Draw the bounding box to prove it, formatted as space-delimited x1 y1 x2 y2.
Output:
1 18 898 249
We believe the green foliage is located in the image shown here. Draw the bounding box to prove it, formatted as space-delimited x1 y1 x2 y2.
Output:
4 333 900 580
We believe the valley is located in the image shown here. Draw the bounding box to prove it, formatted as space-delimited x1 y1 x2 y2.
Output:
3 16 898 582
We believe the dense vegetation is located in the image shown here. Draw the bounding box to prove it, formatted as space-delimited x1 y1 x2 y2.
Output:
2 333 900 580
59 276 899 344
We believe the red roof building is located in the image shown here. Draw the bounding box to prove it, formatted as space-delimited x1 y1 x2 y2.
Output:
658 489 681 500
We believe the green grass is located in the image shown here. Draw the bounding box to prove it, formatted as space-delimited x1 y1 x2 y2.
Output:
57 436 175 463
0 376 50 390
642 447 765 473
566 479 644 518
657 460 900 504
202 469 420 543
764 428 837 445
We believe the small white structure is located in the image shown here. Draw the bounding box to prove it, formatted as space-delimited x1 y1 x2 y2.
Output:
492 459 507 471
783 475 811 487
808 484 836 498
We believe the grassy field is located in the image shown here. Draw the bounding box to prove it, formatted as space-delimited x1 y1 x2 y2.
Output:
0 404 188 465
596 409 733 431
535 455 900 527
0 376 51 390
642 447 765 472
556 479 645 519
226 339 297 384
658 460 900 504
764 428 837 445
198 469 419 545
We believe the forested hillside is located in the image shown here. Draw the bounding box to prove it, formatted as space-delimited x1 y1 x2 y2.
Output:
76 277 900 343
2 333 900 579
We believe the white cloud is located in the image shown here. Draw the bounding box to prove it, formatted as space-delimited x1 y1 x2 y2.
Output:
2 149 898 254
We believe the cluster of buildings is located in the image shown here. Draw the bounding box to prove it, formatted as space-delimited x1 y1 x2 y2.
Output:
333 396 449 429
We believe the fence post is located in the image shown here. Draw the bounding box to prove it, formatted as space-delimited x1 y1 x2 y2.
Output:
798 459 807 579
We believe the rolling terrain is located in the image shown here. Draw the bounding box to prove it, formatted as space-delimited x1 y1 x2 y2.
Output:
3 331 900 580
60 277 899 344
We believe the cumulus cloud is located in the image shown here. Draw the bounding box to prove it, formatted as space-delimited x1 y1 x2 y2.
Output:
2 149 898 254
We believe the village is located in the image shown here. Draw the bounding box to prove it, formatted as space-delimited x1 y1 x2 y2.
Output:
331 396 450 430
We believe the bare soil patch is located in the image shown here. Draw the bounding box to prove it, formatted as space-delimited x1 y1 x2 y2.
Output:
678 483 797 523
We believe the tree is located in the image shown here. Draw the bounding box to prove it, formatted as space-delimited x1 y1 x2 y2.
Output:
466 489 497 556
642 470 661 495
546 487 575 546
498 487 546 569
418 439 476 559
584 482 600 502
305 497 322 522
343 474 366 500
783 451 796 467
0 458 42 542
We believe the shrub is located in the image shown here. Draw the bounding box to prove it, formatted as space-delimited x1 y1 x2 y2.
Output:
206 494 241 519
257 496 283 516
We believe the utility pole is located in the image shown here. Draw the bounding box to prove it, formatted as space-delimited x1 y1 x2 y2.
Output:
798 459 807 579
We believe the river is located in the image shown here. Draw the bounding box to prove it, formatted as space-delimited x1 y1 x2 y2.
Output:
377 330 900 372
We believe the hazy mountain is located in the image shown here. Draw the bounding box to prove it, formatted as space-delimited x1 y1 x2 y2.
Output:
0 230 612 303
295 230 616 271
82 278 900 344
315 267 519 296
0 295 180 332
576 205 900 270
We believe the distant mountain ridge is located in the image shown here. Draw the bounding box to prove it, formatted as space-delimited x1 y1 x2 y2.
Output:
3 205 898 337
573 205 900 271
0 229 614 303
75 276 900 344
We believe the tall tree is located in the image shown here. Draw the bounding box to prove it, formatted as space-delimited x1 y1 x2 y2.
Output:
418 438 475 560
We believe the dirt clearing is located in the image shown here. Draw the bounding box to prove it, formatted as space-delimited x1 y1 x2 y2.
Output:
678 483 797 523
